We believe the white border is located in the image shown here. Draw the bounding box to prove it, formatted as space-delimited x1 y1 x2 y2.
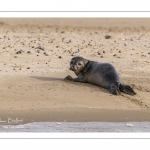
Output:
0 1 150 149
0 0 149 12
0 138 149 150
0 12 150 18
0 133 150 139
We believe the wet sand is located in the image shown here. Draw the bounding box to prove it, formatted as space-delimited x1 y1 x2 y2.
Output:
0 18 150 124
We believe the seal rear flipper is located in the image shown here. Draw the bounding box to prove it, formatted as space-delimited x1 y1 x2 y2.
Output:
109 84 121 95
119 84 136 95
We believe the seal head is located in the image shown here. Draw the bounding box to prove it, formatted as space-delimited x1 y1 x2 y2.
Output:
69 56 88 76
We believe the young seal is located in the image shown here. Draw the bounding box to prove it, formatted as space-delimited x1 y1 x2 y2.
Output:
65 56 136 95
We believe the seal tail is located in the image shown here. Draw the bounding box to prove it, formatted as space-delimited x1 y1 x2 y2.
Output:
119 84 136 95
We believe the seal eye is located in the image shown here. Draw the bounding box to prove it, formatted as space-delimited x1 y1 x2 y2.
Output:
78 62 82 66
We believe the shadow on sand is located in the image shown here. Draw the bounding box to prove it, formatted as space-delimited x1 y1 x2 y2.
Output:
30 76 63 81
30 76 109 94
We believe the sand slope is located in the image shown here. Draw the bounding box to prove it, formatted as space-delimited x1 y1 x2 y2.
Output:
0 18 150 123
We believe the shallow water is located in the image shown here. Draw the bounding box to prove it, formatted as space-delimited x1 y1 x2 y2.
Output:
0 122 150 132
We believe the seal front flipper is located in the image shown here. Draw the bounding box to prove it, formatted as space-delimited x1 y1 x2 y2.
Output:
64 75 73 80
72 77 85 82
119 84 136 95
64 75 85 82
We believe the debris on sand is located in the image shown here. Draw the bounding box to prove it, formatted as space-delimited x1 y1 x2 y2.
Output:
126 124 134 127
105 35 111 39
36 45 44 50
16 50 23 54
27 51 31 54
43 52 49 56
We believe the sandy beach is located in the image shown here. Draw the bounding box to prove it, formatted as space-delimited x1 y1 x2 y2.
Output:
0 18 150 124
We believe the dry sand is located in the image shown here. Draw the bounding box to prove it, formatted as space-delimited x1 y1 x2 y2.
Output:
0 18 150 124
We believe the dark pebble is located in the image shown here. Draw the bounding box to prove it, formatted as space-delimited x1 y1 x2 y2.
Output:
43 52 49 56
27 67 30 69
105 35 111 39
37 50 40 53
27 51 31 54
62 38 65 42
16 50 22 54
36 45 44 50
148 52 150 54
58 56 62 59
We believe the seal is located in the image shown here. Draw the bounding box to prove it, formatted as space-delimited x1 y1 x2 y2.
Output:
65 56 136 95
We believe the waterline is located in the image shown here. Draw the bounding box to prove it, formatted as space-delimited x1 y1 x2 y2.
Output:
0 122 150 132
